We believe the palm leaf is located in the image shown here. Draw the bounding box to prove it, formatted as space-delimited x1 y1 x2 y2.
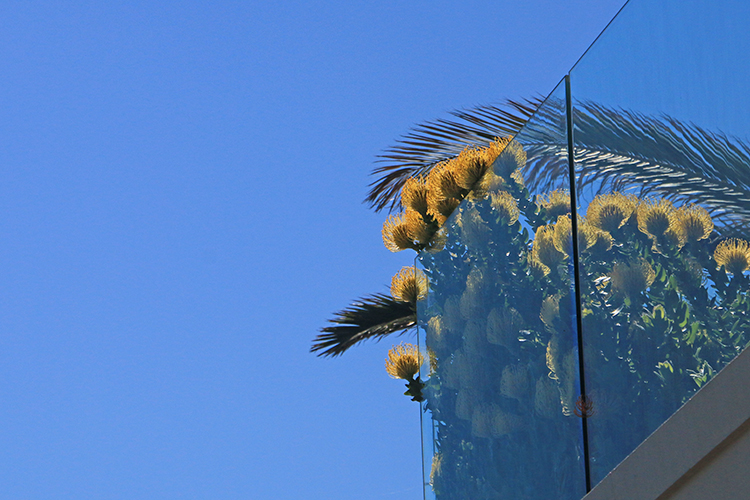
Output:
523 100 750 234
366 98 542 213
312 293 416 357
366 93 750 232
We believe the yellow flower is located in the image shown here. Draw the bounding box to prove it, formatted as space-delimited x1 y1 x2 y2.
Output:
427 316 444 340
459 267 486 319
452 146 492 191
660 228 686 251
462 321 486 356
429 453 443 487
538 190 571 220
714 238 750 275
540 296 560 331
427 161 465 201
545 335 560 379
404 209 434 245
469 404 500 438
481 137 512 166
510 169 525 187
442 296 464 333
490 191 520 225
425 227 448 253
553 215 573 256
675 204 713 243
585 193 637 233
551 215 604 256
390 266 428 303
458 205 490 247
427 347 438 375
439 138 511 194
401 176 430 217
638 198 677 240
427 196 461 225
471 172 502 198
610 259 656 298
480 405 524 437
528 257 549 279
455 386 477 419
492 140 527 179
441 351 460 390
581 219 613 253
531 224 565 271
385 343 423 380
382 213 419 252
674 257 705 292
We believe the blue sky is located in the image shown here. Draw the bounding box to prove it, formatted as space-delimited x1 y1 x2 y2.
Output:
0 1 624 498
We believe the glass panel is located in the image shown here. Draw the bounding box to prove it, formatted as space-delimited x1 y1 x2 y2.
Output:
417 81 587 500
570 0 750 486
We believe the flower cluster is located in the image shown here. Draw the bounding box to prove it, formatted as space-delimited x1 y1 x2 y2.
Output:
381 138 524 252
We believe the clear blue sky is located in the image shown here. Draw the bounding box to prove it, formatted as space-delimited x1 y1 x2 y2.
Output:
0 1 624 499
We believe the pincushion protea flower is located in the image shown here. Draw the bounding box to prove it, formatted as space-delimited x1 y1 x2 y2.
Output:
585 192 637 234
427 161 465 201
385 343 426 402
676 204 713 243
385 343 423 380
714 238 750 276
427 197 461 225
638 198 677 240
452 146 492 191
492 139 526 180
382 213 418 252
390 266 428 304
538 189 571 220
530 224 565 272
610 259 656 298
401 176 430 217
553 215 573 256
404 209 434 244
490 191 520 225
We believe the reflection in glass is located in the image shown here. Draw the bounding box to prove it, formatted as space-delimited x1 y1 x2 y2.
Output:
417 82 586 500
415 1 750 494
570 0 750 482
569 104 750 484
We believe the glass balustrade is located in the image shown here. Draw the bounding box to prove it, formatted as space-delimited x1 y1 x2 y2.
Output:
417 1 750 498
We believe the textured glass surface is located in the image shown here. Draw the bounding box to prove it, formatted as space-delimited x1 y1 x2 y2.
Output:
570 0 750 486
417 81 587 500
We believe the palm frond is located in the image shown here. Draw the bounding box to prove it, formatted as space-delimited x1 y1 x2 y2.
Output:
312 293 416 357
523 101 750 234
366 98 542 213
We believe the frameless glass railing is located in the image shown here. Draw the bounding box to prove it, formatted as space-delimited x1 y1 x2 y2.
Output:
417 0 750 498
569 0 750 486
417 81 586 500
